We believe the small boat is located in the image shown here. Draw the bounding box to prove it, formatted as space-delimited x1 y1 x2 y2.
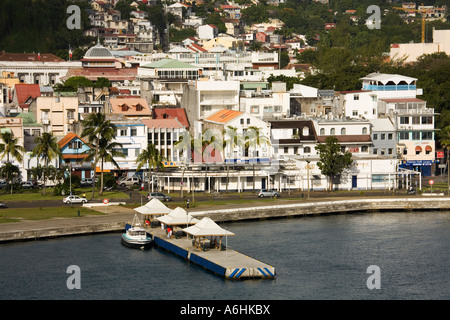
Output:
121 214 153 249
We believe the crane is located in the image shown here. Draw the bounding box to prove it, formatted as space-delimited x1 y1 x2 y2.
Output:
393 3 427 43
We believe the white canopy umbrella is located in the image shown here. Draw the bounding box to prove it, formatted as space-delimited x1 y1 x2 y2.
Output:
183 217 234 250
157 207 199 226
183 217 234 237
134 198 172 217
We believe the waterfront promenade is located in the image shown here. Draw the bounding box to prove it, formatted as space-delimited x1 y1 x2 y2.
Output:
1 195 450 243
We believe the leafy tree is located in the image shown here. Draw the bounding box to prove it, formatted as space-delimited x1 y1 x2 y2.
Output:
55 76 95 92
316 136 353 191
94 77 111 88
32 132 62 195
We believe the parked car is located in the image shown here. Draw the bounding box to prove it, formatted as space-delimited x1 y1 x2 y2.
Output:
80 178 94 186
0 203 7 208
257 189 280 198
0 180 7 189
147 192 171 202
21 181 34 189
63 195 88 204
119 177 141 187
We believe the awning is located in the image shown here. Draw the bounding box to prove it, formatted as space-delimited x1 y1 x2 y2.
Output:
415 146 422 152
96 167 111 173
425 145 432 152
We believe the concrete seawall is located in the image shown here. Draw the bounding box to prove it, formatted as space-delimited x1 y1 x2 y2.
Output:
1 197 450 243
191 198 450 221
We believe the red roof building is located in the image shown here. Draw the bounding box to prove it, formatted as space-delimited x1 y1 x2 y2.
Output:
13 84 41 109
153 108 190 128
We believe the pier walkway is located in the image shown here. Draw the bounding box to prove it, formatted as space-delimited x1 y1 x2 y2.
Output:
148 227 275 279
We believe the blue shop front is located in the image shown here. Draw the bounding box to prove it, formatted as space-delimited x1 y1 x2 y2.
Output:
399 160 433 177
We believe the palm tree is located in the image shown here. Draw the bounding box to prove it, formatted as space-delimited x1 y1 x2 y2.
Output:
245 126 270 192
174 131 192 198
136 143 165 193
202 128 223 193
0 131 25 163
32 132 61 195
81 113 118 198
439 125 450 194
223 126 243 193
84 137 124 196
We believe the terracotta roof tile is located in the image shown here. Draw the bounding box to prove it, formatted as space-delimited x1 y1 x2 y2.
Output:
14 84 41 104
153 108 189 128
205 109 242 123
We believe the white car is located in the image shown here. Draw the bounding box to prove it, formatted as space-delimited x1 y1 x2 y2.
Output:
63 195 88 204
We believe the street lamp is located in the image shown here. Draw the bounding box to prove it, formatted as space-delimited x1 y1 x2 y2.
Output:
306 159 311 199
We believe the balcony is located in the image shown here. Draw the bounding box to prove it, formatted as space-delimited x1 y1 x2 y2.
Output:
363 84 416 91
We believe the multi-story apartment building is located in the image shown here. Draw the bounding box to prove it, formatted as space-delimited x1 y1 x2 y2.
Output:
180 80 240 131
29 95 79 137
240 82 290 120
380 97 437 176
138 58 203 107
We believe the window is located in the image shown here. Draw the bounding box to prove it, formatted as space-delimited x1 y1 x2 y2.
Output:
320 128 325 135
362 127 368 134
130 128 137 136
353 94 359 100
304 146 311 153
373 148 378 155
284 147 289 154
381 133 385 140
388 148 393 155
352 110 358 116
302 126 310 136
373 133 378 140
400 117 409 124
399 132 409 140
403 148 408 155
330 128 335 135
421 131 433 140
388 133 393 140
422 116 432 124
247 118 250 125
361 146 368 152
240 119 244 125
412 116 420 124
341 128 346 135
294 147 298 154
412 132 420 140
380 148 385 155
119 129 127 136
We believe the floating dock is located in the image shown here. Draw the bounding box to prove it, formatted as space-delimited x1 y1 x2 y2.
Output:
147 227 275 280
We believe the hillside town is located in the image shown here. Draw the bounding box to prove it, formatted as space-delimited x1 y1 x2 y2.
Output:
0 0 449 194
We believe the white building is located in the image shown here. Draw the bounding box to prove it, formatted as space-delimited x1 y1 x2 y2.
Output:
0 52 81 85
240 82 290 120
180 80 240 129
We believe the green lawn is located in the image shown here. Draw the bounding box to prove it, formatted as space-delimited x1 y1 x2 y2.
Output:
0 187 129 201
0 206 105 224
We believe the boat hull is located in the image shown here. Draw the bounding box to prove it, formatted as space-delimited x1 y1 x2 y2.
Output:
121 233 153 249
